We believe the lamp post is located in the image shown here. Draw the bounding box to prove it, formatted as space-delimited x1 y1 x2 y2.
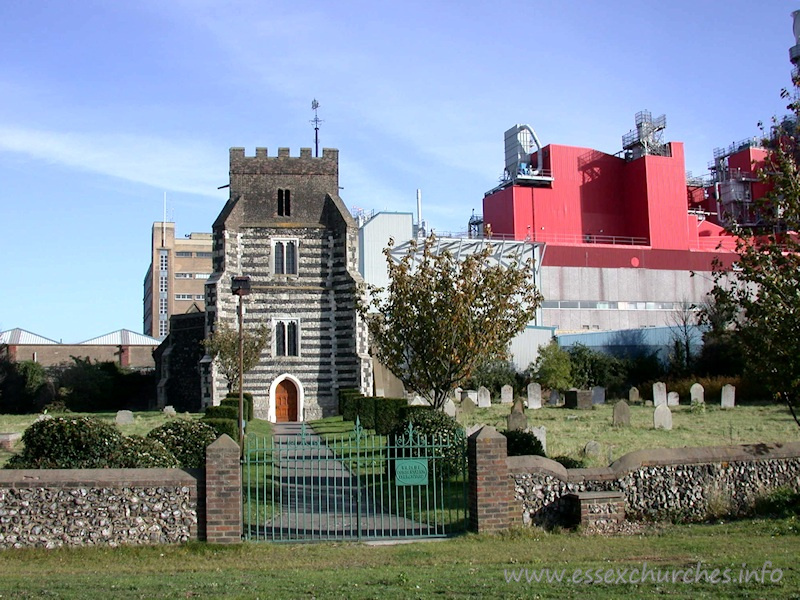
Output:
231 275 251 449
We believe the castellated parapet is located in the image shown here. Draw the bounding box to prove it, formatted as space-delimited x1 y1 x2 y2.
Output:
202 145 372 421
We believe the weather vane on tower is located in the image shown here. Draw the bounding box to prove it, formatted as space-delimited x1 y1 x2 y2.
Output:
311 99 323 157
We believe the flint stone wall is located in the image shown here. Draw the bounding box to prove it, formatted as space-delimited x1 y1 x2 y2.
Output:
0 468 202 549
509 442 800 528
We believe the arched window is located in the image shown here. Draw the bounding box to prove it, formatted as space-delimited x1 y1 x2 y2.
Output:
275 319 300 357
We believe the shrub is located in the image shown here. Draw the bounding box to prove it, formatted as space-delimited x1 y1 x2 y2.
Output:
753 486 800 518
391 408 466 477
223 393 253 421
0 359 49 414
463 359 521 397
503 430 546 458
205 405 239 421
146 419 218 468
119 435 179 468
201 418 239 442
551 455 586 469
6 416 126 469
374 398 408 435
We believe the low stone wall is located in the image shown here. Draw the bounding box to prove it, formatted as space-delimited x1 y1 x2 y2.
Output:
509 442 800 528
0 469 202 549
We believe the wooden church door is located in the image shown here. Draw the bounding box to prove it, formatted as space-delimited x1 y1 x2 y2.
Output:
275 380 298 422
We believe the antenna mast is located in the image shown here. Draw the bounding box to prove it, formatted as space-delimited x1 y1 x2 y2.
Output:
311 99 323 157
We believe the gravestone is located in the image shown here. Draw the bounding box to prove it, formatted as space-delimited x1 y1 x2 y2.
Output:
628 386 640 404
667 391 680 407
653 404 672 430
163 405 177 417
115 410 134 425
511 398 525 414
690 382 705 405
465 390 478 402
591 386 606 405
500 385 514 404
721 384 736 408
454 387 463 402
644 400 654 407
565 389 592 410
612 400 630 426
653 382 667 407
443 398 457 418
409 396 429 406
528 425 547 454
460 396 476 413
527 382 542 409
583 440 601 457
507 410 528 432
549 389 561 406
477 386 492 408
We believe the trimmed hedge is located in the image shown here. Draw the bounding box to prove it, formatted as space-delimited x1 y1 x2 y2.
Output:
339 389 363 423
201 418 238 441
390 408 466 477
118 435 180 468
223 393 253 421
374 398 408 435
205 405 238 421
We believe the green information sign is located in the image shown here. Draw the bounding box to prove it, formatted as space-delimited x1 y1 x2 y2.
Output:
395 459 429 486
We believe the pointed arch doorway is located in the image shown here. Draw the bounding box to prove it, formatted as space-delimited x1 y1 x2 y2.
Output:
275 379 299 422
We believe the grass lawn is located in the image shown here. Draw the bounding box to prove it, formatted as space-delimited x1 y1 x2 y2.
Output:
457 402 800 467
0 518 796 599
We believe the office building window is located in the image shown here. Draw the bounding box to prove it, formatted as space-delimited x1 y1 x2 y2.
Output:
196 251 212 258
175 273 193 279
195 273 211 279
175 251 192 258
275 319 299 356
175 293 192 300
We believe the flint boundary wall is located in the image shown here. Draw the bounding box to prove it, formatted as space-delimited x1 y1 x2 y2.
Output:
509 441 800 529
0 435 241 549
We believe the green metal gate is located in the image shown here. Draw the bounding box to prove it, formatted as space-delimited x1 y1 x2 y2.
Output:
243 419 468 542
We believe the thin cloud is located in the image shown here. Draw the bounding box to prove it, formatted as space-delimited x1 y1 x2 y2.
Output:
0 126 226 198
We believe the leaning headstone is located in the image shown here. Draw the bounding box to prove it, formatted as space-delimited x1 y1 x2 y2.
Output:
612 400 630 426
443 398 457 418
511 398 525 414
583 440 601 457
528 425 547 454
500 385 514 404
653 382 667 407
667 391 680 407
477 386 492 408
115 410 134 425
460 396 476 413
466 424 486 436
507 410 528 432
721 384 736 408
527 382 542 409
163 405 177 417
549 389 561 406
654 404 672 430
628 386 640 404
591 386 606 405
690 382 705 405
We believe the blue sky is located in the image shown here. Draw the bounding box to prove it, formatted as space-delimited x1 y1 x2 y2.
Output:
1 1 797 343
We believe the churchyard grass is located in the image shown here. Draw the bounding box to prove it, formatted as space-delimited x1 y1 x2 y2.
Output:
0 517 796 599
458 402 800 467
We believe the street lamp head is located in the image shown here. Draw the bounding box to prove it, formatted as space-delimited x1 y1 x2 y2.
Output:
231 275 252 297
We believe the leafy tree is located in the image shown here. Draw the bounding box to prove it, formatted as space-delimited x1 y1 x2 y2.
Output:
666 300 702 377
528 340 571 392
203 322 270 393
0 359 48 413
709 77 800 426
567 343 625 391
360 234 542 410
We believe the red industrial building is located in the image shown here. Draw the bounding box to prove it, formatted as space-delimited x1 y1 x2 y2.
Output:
481 115 749 332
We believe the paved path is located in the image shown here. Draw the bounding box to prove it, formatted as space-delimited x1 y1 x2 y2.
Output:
249 422 431 541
